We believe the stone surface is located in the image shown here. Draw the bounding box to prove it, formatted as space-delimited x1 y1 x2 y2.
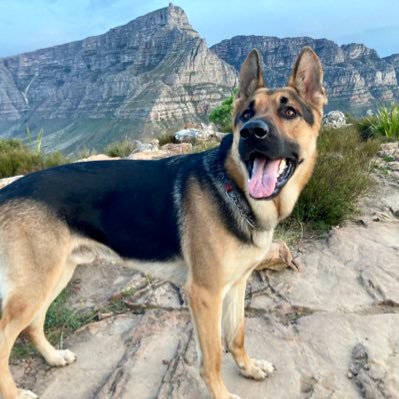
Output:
0 175 23 189
76 154 117 162
174 123 224 143
322 110 347 128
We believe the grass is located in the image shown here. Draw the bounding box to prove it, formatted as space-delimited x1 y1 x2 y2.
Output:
11 286 136 360
289 125 381 232
357 103 399 140
0 139 69 178
11 288 97 360
104 137 137 158
157 131 176 146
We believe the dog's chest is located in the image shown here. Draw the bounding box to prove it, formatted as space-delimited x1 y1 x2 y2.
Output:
223 230 273 284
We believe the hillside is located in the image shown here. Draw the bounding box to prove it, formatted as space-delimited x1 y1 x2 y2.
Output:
0 5 237 152
0 5 399 153
211 36 399 112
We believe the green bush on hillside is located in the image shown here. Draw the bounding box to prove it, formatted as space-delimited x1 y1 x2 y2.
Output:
357 103 399 140
0 138 68 178
104 137 137 158
291 126 380 230
209 89 237 132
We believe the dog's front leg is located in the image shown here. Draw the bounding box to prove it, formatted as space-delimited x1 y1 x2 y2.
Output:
223 277 274 380
255 240 300 272
186 282 240 399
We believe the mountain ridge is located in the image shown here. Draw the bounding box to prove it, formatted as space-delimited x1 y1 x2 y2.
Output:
0 5 398 153
211 35 399 110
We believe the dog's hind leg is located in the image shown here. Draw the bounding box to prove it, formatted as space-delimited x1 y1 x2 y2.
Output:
0 257 76 399
0 292 44 399
0 209 75 399
23 260 77 367
222 276 274 380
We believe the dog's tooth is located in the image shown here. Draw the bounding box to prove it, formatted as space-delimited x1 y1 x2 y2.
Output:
278 159 286 175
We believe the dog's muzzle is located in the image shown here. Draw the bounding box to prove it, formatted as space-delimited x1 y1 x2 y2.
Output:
240 119 270 140
238 118 299 200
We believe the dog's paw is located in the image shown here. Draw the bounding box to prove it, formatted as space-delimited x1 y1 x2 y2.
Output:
229 394 242 399
46 349 77 367
240 358 275 380
17 389 38 399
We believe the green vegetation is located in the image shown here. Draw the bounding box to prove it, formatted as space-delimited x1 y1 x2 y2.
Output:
44 289 97 344
157 131 176 146
290 126 380 232
12 286 135 360
0 138 69 178
209 89 237 132
26 127 43 153
104 137 137 157
357 103 399 140
12 288 97 359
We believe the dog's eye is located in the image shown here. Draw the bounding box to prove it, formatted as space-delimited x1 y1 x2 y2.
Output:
282 107 297 119
241 109 254 122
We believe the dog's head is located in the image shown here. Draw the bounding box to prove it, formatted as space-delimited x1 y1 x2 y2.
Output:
229 47 327 220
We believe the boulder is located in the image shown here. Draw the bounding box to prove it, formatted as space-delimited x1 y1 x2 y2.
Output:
77 154 117 162
0 175 23 190
322 110 347 128
174 123 226 143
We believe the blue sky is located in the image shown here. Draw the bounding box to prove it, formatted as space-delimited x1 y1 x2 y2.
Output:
0 0 399 58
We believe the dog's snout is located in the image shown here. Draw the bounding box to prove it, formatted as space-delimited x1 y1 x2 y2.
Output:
240 119 270 140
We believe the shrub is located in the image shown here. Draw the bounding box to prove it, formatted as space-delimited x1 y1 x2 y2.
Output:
357 103 399 140
209 89 237 132
104 137 137 158
370 103 399 140
290 126 380 231
157 132 176 146
0 139 69 178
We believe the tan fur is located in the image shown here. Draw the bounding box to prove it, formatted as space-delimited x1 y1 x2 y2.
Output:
0 47 326 399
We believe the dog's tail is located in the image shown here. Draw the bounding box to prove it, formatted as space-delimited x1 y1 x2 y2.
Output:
70 237 123 265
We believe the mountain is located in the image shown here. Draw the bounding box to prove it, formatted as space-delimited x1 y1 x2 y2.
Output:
211 36 399 112
0 5 398 153
0 4 237 152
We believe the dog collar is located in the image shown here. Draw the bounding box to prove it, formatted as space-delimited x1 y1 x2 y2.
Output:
224 182 258 229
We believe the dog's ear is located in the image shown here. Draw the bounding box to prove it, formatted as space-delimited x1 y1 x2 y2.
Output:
288 47 327 108
239 49 265 99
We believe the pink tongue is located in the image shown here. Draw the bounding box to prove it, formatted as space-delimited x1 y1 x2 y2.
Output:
248 158 280 199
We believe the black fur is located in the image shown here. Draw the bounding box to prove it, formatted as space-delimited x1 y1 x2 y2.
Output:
0 135 251 262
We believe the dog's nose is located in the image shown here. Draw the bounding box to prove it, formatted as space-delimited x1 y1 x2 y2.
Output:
240 119 270 140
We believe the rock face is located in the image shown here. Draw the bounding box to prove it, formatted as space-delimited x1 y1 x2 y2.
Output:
0 4 237 152
1 5 399 153
211 36 399 113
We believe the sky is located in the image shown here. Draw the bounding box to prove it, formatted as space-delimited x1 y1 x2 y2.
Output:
0 0 399 58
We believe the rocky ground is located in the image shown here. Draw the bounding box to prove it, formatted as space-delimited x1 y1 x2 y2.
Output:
7 149 399 399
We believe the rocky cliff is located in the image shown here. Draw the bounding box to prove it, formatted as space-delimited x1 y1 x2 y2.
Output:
211 36 399 112
1 6 399 153
0 4 237 152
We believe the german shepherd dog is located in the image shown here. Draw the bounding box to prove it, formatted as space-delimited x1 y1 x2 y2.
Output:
0 47 326 399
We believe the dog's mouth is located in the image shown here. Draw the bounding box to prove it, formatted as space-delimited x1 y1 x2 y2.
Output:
246 154 297 200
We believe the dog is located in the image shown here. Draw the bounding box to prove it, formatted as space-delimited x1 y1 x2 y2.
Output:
0 47 326 399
